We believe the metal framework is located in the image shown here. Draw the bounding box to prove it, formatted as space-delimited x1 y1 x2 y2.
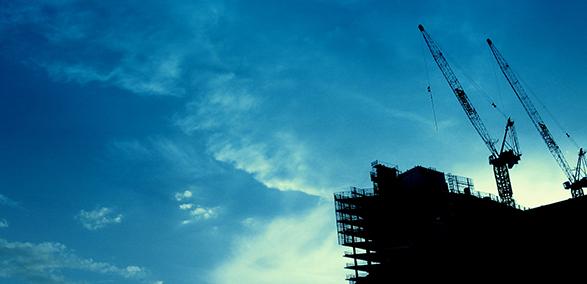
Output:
419 25 521 206
487 39 586 197
334 187 376 283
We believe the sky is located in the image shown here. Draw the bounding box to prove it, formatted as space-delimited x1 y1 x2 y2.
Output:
1 0 586 283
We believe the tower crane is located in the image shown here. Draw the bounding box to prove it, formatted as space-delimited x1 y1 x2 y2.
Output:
487 39 587 198
419 25 521 206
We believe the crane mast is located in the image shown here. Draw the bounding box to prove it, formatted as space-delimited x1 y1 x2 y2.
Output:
419 25 520 206
487 39 586 198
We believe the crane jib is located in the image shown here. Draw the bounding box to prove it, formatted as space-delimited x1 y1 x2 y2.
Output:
487 38 584 197
419 24 520 206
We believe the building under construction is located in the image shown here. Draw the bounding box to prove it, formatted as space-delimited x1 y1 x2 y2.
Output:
334 161 587 282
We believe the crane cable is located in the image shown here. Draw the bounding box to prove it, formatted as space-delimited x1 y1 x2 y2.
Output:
428 86 439 132
492 55 505 110
446 51 510 120
517 75 580 150
421 40 439 132
487 49 579 151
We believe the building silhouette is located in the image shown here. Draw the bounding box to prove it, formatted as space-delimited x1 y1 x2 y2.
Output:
334 161 587 282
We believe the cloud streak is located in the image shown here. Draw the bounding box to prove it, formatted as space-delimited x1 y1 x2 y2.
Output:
111 137 215 178
0 238 151 284
0 194 18 207
177 75 351 198
1 1 224 96
77 207 123 231
210 132 327 196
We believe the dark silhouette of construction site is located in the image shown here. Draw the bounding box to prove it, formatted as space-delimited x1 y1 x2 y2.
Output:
333 25 587 282
335 162 587 282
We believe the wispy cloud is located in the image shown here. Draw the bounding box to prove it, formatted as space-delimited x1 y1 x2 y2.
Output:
210 132 327 197
44 63 113 84
111 140 153 160
76 207 123 231
110 138 214 177
40 43 187 97
211 203 345 284
240 217 259 228
1 1 224 96
0 195 19 228
176 75 344 198
0 194 18 207
175 74 259 133
0 238 151 283
153 139 206 173
352 93 456 131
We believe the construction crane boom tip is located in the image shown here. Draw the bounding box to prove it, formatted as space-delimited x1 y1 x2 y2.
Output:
420 26 519 206
489 39 586 198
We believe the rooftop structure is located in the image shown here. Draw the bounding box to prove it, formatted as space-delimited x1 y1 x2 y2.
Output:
334 161 587 282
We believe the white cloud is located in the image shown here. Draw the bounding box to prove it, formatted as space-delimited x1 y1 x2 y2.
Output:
173 190 218 224
211 203 346 284
0 238 149 283
179 205 219 224
179 203 194 210
190 207 217 220
210 131 330 197
0 219 8 228
77 207 123 231
123 266 145 279
174 190 193 201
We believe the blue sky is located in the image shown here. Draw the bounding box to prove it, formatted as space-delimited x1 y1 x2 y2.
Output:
1 1 586 283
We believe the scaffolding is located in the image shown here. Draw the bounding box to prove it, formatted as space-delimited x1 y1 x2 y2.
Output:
334 186 376 283
335 162 529 283
446 173 475 194
445 172 528 210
